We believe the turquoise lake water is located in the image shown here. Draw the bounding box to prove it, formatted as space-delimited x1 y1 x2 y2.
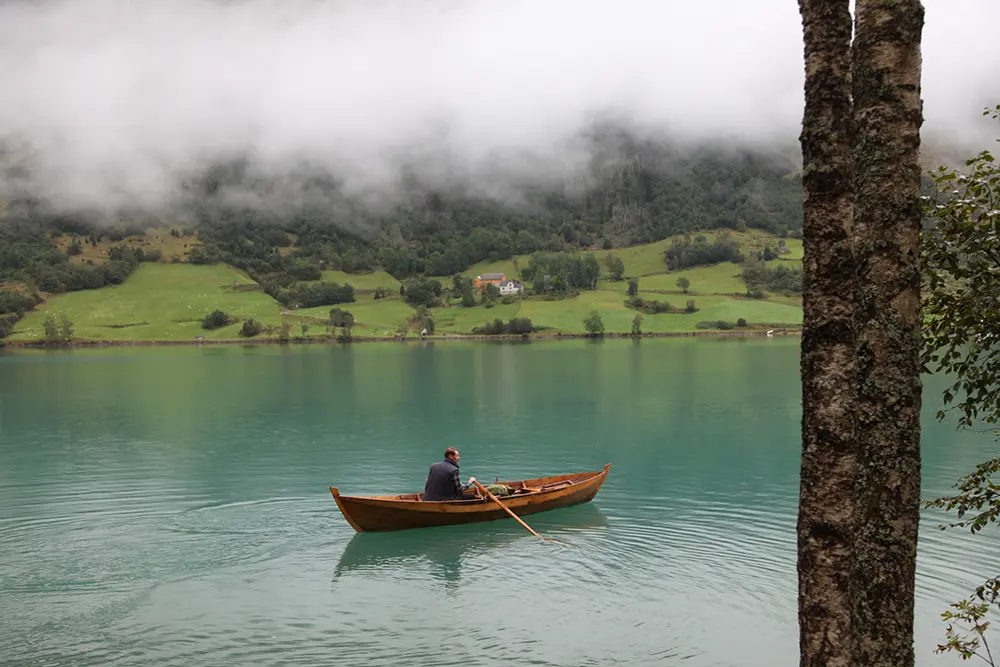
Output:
0 338 996 666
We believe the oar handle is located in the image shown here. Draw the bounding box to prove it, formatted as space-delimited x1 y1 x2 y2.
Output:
471 478 546 540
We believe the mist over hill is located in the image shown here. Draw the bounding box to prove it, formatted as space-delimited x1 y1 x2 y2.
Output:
1 0 998 284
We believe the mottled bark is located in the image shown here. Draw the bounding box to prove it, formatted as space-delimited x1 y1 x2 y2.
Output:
796 2 858 667
851 2 925 666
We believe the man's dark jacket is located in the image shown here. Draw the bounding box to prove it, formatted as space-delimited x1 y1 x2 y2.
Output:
423 458 465 501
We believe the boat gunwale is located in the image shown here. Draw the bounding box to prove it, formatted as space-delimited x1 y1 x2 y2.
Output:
331 464 610 506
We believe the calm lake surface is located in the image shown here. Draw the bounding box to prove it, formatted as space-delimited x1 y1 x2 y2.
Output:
0 338 997 666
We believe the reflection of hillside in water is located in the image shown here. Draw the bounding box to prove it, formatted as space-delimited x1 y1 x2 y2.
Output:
332 504 610 587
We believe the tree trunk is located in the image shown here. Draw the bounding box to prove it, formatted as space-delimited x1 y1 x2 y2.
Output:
796 2 858 666
851 2 925 666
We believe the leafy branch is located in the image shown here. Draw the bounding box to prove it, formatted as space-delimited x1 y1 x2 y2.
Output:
921 105 1000 429
938 598 995 664
921 104 1000 665
925 458 1000 533
925 458 1000 665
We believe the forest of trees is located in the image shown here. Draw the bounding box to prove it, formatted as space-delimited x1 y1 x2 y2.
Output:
662 231 746 270
0 218 144 293
741 261 803 295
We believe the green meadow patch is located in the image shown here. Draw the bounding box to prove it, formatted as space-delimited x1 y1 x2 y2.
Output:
600 262 748 296
320 270 400 292
11 264 282 342
586 230 801 280
432 301 524 334
292 297 415 337
590 239 674 277
517 290 800 335
452 256 530 283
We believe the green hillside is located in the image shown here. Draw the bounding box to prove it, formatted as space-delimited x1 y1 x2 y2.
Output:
5 229 802 343
10 264 282 342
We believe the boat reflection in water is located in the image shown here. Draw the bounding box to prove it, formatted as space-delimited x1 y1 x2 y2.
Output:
331 503 610 589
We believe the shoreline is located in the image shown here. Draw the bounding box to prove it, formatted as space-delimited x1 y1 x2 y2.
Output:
1 328 801 349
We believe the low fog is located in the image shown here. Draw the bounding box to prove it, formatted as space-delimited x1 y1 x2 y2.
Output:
0 0 998 214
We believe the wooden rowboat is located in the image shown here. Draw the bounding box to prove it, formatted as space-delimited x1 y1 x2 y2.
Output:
329 463 611 532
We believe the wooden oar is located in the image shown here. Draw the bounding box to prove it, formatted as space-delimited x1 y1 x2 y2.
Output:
471 478 555 542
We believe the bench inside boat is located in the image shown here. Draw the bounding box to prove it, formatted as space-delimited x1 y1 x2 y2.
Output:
404 477 578 502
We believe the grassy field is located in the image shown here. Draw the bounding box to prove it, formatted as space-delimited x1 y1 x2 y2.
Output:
293 297 415 337
599 238 674 276
295 297 530 337
450 257 529 283
775 237 803 261
608 230 801 275
583 232 802 312
10 264 283 341
320 270 400 292
284 284 802 339
517 290 800 335
292 291 800 338
599 262 748 296
433 300 524 334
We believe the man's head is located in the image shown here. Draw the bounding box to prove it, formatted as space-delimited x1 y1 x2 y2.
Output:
444 447 460 463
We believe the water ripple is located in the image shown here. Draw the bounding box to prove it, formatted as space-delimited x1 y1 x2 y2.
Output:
2 474 995 667
2 343 999 667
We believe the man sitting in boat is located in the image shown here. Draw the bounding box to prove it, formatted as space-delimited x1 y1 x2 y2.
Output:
423 447 476 501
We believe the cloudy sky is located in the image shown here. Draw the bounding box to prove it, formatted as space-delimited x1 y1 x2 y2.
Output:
0 0 997 210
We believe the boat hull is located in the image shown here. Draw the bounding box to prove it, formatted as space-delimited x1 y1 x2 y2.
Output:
330 464 611 532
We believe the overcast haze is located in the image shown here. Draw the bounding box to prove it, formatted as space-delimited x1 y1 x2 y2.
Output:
0 0 998 212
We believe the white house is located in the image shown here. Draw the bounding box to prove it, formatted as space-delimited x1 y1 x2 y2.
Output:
497 279 524 296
